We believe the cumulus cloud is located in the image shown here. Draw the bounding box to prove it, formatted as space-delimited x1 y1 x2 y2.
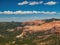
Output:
18 1 43 5
0 11 57 14
18 1 57 5
18 1 29 5
41 11 56 14
29 1 39 5
44 1 57 5
3 11 13 14
29 1 43 5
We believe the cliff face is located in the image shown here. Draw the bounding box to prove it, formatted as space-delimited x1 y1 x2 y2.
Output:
23 21 60 32
16 19 60 38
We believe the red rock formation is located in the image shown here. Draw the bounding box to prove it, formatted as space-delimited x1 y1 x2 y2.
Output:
16 20 60 38
23 21 60 33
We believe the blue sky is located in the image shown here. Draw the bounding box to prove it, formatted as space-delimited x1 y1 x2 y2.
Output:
0 0 60 22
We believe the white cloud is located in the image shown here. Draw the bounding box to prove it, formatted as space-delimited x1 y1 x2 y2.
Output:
0 11 57 14
18 1 57 5
29 1 39 5
44 1 57 5
18 1 29 5
14 11 33 14
41 11 56 14
29 1 43 5
3 11 13 14
18 1 43 5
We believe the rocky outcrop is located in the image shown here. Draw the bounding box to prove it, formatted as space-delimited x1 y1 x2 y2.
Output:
23 21 60 32
16 20 60 38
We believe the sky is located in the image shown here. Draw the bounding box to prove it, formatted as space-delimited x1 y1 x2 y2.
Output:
0 0 60 22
